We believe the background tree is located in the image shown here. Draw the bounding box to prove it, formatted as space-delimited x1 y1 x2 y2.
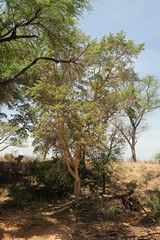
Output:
114 76 160 162
0 122 24 152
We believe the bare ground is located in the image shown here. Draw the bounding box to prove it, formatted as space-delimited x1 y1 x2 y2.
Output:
0 161 160 240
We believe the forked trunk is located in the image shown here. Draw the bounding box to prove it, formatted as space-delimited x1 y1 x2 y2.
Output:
59 129 81 200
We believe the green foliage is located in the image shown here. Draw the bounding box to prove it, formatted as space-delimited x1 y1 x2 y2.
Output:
10 187 34 208
29 159 74 199
6 159 74 208
143 171 155 189
154 152 160 163
25 31 145 197
0 0 91 105
4 153 14 161
1 0 155 198
82 161 111 193
146 189 160 221
0 122 25 152
27 31 143 157
96 199 124 221
115 75 160 162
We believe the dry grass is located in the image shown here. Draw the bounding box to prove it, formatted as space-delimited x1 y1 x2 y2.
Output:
110 161 160 188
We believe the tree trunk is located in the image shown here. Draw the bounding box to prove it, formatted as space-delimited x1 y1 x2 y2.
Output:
74 176 81 200
131 144 137 162
80 147 86 171
102 171 106 194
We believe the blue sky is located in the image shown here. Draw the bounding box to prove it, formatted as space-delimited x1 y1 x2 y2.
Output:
80 0 160 77
79 0 160 160
1 0 160 160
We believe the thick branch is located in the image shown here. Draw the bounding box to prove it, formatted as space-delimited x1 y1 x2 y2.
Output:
0 144 13 152
0 56 77 87
0 34 37 43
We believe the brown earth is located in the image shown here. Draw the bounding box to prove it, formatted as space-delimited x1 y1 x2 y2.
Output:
0 161 160 240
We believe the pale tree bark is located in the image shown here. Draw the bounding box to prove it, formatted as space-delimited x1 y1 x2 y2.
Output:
58 116 81 200
131 146 137 162
130 128 137 162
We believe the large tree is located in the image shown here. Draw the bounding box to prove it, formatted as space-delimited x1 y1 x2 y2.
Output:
26 32 144 198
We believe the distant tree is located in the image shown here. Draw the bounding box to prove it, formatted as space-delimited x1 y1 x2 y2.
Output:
0 122 24 152
154 152 160 163
114 76 160 162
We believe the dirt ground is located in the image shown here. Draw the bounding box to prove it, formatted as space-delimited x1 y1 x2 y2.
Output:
0 161 160 240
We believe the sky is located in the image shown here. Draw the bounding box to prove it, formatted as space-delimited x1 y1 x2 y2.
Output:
1 0 160 161
79 0 160 160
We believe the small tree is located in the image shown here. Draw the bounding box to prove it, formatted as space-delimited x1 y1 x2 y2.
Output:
154 153 160 164
87 127 125 194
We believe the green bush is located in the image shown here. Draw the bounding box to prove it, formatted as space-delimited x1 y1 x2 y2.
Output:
146 189 160 221
10 187 33 208
96 199 124 221
81 160 111 193
4 153 14 161
143 171 155 189
8 159 74 207
32 159 74 199
154 152 160 163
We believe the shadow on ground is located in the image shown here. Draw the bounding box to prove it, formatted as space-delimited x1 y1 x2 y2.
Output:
0 197 160 240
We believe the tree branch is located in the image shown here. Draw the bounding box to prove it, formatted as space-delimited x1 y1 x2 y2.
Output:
0 144 12 152
0 8 41 44
0 43 90 87
0 56 77 87
0 34 37 43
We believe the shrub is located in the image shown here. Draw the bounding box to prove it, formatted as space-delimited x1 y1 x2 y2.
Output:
31 159 74 199
98 199 124 220
154 152 160 163
146 189 160 221
10 187 33 208
81 160 111 194
4 153 14 161
7 159 74 207
143 171 155 189
14 155 24 164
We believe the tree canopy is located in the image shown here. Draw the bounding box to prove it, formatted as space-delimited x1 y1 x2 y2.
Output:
0 0 91 104
25 31 145 197
114 75 160 162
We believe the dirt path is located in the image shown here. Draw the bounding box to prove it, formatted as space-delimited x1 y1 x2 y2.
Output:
0 198 160 240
